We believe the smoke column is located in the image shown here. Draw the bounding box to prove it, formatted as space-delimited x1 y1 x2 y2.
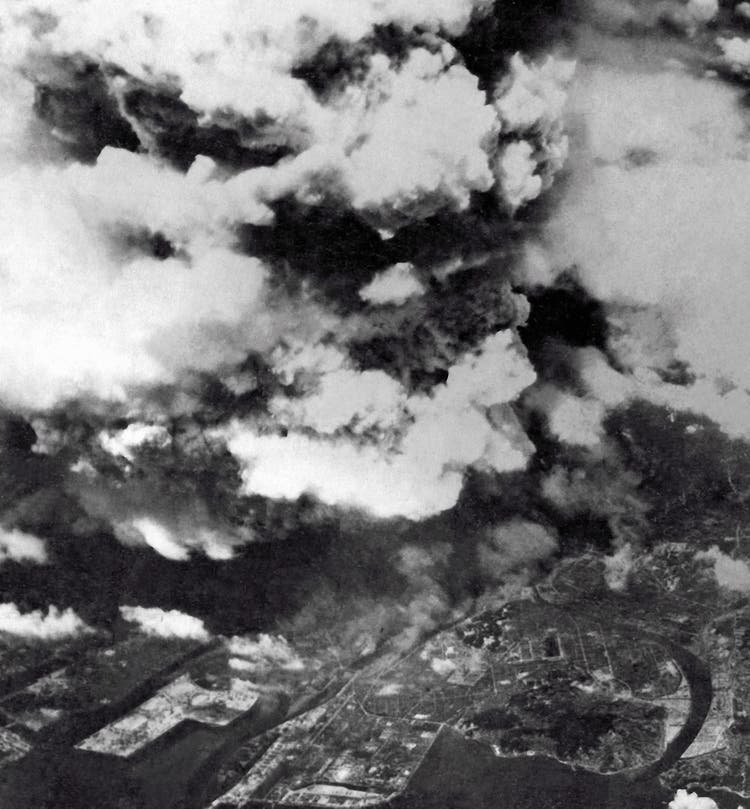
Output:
0 0 747 650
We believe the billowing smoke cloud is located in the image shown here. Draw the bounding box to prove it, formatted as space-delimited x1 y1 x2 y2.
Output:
580 0 718 34
1 0 744 719
520 17 750 472
464 0 750 571
494 53 575 210
359 263 426 306
115 518 195 563
696 546 750 592
389 543 460 649
0 1 574 234
0 0 580 566
0 526 47 565
0 150 271 408
221 331 536 519
525 383 607 449
119 605 210 641
113 516 238 562
226 634 304 673
0 603 92 639
716 35 750 74
98 423 171 463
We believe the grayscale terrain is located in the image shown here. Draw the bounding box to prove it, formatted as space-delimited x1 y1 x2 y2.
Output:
0 2 748 809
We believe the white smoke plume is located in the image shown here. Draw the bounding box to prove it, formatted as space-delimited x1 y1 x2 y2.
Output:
115 518 193 562
0 1 577 561
576 346 750 443
73 472 251 561
529 52 750 446
0 1 573 245
359 263 426 306
0 0 494 106
389 543 464 649
496 140 545 212
696 546 750 592
226 634 305 673
99 423 171 462
603 543 635 591
525 383 607 449
0 150 271 408
119 605 211 641
221 331 536 519
338 46 500 232
716 35 750 75
0 0 580 574
0 526 47 565
582 0 719 34
494 53 575 211
0 603 92 639
269 342 406 436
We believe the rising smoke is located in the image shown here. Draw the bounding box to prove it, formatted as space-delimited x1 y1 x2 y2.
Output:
0 603 92 639
119 605 211 641
0 0 747 647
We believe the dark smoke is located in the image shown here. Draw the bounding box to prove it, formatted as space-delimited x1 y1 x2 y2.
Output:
0 0 745 665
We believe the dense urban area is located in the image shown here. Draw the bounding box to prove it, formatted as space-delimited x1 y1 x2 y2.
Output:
0 541 748 809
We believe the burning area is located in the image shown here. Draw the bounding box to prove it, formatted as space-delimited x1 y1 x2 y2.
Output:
0 0 746 681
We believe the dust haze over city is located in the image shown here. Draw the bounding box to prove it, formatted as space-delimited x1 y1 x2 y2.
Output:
0 0 749 807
